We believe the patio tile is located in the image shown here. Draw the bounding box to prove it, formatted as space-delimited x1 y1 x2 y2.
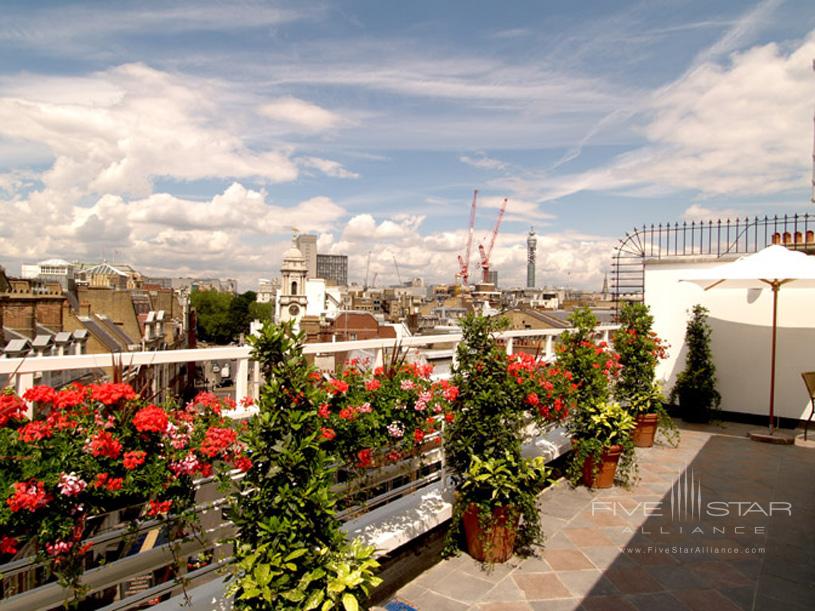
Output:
452 554 519 584
686 560 752 588
555 569 618 597
603 566 663 594
413 558 458 589
579 595 638 611
625 592 690 611
541 549 594 570
409 589 470 611
563 527 614 547
671 588 744 611
478 576 527 602
516 555 552 573
474 603 533 611
752 594 812 611
719 586 755 610
644 564 705 590
429 569 496 603
528 599 582 611
756 573 815 608
512 572 572 600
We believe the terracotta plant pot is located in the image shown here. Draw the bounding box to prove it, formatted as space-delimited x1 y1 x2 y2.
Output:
632 413 658 448
462 503 518 563
581 444 623 489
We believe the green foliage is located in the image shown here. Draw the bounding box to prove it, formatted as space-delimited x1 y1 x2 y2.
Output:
443 314 543 559
227 322 382 610
248 300 274 323
669 305 721 421
190 290 259 344
556 307 619 407
613 302 666 402
566 401 638 487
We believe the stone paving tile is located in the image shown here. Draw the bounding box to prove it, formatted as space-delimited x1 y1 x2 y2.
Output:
555 569 618 598
528 600 582 611
671 588 744 611
603 566 663 594
409 589 470 610
579 595 638 610
430 569 496 604
564 527 615 547
756 573 815 608
686 560 752 588
477 576 527 603
579 545 632 569
644 564 705 591
540 549 594 570
624 592 691 611
473 603 533 611
512 572 572 600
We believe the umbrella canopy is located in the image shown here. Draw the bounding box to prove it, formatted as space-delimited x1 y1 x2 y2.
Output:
682 245 815 290
681 245 815 436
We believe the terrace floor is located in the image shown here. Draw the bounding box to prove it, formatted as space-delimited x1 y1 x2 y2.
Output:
381 422 815 611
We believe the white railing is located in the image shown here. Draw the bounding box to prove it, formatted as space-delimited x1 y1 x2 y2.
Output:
0 324 619 610
0 326 619 417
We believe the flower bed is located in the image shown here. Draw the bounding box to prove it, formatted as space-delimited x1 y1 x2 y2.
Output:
0 383 247 597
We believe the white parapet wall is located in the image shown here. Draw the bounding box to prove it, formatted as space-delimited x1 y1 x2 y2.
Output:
645 257 815 421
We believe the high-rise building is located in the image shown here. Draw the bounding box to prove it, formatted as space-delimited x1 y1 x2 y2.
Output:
486 270 498 287
316 254 348 286
526 227 537 288
295 234 318 278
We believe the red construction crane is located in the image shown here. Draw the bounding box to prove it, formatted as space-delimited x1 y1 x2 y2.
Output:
456 190 478 286
478 197 508 283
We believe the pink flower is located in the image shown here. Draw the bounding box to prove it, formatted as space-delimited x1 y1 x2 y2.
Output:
357 402 372 414
400 379 415 391
58 472 87 497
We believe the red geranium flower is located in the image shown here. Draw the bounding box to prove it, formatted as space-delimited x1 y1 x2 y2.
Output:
6 480 50 513
200 427 237 457
233 456 253 472
133 404 169 433
413 429 425 443
0 535 18 555
329 379 349 394
0 393 26 427
23 385 57 404
88 431 122 459
90 383 137 406
320 427 336 441
18 420 53 443
54 386 86 410
123 450 147 470
356 448 373 468
317 403 331 418
365 379 381 391
147 499 173 516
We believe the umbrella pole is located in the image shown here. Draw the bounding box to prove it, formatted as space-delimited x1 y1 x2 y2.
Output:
769 282 779 435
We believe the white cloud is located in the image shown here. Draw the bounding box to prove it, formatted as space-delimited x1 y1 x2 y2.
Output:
298 156 359 179
683 203 745 222
259 97 345 132
459 154 507 171
499 30 815 202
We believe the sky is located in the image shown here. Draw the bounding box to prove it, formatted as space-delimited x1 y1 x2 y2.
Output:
0 0 814 291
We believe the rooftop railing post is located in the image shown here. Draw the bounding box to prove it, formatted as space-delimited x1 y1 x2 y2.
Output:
374 348 384 369
505 337 514 356
235 358 248 404
545 335 554 360
17 372 34 418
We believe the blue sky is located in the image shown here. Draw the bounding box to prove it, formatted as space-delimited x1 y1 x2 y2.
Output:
0 0 813 289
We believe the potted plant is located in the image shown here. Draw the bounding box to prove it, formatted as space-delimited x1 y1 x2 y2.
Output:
444 314 569 562
227 322 382 610
669 305 721 423
613 302 677 447
459 453 549 563
567 400 637 488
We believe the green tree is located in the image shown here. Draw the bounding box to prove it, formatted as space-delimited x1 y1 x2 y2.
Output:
670 305 721 421
190 290 234 344
248 301 274 323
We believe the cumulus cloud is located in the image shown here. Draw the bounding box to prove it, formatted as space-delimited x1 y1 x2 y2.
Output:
323 213 613 289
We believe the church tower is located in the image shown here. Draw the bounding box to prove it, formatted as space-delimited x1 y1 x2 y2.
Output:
279 236 308 328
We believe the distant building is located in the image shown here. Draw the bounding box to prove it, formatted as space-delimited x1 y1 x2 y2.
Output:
486 270 498 287
21 258 75 290
316 254 348 286
277 239 308 328
256 278 279 304
296 234 318 278
145 277 238 294
527 228 537 288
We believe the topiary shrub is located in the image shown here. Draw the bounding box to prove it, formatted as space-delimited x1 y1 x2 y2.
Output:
226 322 381 610
670 304 721 423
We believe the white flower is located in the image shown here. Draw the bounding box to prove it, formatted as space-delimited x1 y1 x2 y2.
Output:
387 421 405 438
58 472 87 497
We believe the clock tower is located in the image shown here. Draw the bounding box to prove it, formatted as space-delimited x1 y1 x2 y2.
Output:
279 236 308 328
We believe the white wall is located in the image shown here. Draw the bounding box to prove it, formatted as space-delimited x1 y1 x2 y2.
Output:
645 258 815 421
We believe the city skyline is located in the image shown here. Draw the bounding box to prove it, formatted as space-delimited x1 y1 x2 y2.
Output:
0 0 814 290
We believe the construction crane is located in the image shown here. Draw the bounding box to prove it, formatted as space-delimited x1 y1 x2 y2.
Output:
478 197 508 283
456 190 478 286
392 254 403 286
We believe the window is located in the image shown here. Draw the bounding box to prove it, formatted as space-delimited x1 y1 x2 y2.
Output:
291 281 298 295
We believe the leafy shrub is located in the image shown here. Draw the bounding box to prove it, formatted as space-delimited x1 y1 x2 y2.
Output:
669 304 721 421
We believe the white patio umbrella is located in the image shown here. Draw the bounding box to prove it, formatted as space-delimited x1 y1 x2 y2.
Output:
681 245 815 439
